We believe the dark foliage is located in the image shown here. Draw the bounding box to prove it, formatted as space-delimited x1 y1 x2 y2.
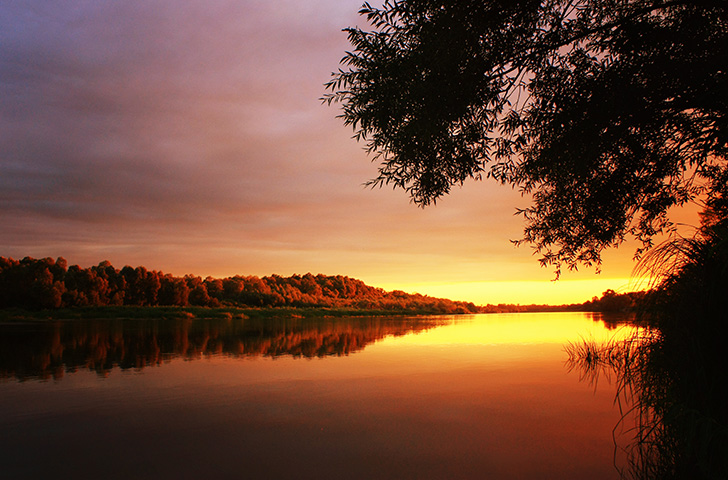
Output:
568 214 728 479
325 0 728 275
637 217 728 478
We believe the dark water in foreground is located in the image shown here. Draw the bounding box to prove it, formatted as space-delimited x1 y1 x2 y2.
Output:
0 312 636 479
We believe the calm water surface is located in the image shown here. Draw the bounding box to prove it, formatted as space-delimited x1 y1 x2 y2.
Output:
0 312 636 479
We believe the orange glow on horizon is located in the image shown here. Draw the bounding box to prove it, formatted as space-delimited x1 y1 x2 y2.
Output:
379 277 641 306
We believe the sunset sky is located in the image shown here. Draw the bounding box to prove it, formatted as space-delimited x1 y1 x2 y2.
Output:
1 0 678 305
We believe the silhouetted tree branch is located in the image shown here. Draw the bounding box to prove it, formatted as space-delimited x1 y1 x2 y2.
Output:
324 0 727 276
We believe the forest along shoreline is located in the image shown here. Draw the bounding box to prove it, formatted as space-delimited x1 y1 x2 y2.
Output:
0 256 640 321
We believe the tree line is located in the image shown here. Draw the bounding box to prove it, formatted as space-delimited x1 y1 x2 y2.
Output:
0 256 479 314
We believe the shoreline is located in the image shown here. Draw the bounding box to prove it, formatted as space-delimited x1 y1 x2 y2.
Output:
0 304 616 322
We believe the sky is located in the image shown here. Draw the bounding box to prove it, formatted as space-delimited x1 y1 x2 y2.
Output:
0 0 672 305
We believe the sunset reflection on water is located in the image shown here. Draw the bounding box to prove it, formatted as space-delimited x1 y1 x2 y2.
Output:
0 313 630 479
381 311 638 347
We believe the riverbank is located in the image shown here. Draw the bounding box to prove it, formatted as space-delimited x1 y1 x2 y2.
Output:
0 305 469 323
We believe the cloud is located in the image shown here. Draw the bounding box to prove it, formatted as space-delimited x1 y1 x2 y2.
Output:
1 1 354 215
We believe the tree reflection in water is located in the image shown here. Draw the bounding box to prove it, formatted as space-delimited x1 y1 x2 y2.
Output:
0 316 448 381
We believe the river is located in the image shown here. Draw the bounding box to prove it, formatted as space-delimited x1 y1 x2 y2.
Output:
0 312 637 479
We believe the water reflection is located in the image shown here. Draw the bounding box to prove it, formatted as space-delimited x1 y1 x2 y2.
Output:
0 315 447 381
398 311 634 347
0 312 631 479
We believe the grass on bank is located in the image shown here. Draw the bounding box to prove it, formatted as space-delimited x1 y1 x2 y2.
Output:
0 305 461 323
